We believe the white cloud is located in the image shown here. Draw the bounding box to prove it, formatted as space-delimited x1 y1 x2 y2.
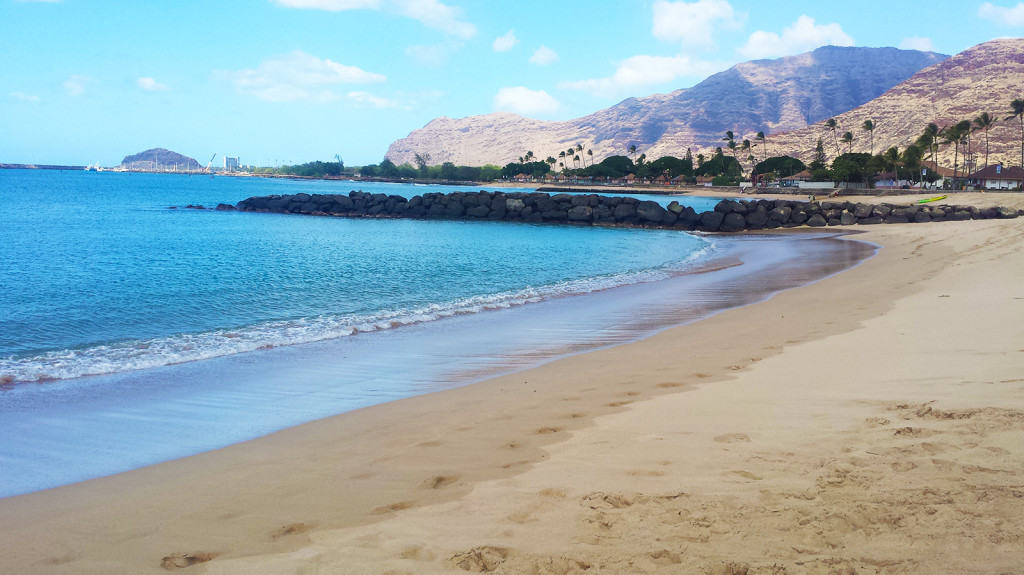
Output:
530 45 558 66
137 77 169 91
978 2 1024 25
737 15 853 59
9 92 40 102
652 0 743 50
63 74 92 96
559 54 724 98
348 91 402 108
493 86 560 116
899 36 934 51
272 0 476 38
493 30 518 52
224 50 385 103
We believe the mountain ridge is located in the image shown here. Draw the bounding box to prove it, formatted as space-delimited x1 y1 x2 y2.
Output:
386 45 948 167
765 38 1024 169
120 148 200 170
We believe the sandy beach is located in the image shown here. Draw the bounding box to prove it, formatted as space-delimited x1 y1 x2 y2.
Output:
1 192 1022 574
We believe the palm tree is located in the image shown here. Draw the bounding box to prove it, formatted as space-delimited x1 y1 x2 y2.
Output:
558 151 566 171
884 146 901 186
1006 98 1024 169
627 144 637 164
723 130 738 165
546 156 556 172
755 131 767 162
941 123 968 188
525 150 535 162
973 112 995 188
841 132 855 154
826 118 841 156
861 120 875 155
587 149 593 167
916 123 941 177
573 154 581 169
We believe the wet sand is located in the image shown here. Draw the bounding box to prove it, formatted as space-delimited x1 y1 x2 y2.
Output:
1 193 1022 574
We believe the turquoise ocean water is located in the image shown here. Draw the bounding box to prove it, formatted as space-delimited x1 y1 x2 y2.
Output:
0 170 873 497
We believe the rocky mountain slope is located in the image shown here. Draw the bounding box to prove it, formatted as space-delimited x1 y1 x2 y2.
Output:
765 39 1024 170
120 148 200 170
385 46 947 167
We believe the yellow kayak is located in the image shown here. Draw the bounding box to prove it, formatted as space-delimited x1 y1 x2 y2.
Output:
917 195 947 204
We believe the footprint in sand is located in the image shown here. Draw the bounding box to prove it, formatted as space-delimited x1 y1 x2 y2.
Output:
371 501 415 515
271 522 313 540
160 552 218 570
421 475 459 489
714 433 751 443
451 546 510 572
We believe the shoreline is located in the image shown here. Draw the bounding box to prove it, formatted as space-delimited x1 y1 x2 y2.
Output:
0 230 868 498
1 197 1023 573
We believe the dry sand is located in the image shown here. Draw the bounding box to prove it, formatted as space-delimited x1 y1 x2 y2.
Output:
1 193 1022 575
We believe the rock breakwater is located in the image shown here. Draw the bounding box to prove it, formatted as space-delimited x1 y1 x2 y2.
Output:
230 191 1021 232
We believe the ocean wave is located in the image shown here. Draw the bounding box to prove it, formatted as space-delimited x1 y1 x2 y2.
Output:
0 240 716 384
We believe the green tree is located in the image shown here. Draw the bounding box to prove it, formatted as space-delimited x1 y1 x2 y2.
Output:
413 153 431 178
841 131 855 154
627 144 638 164
755 131 767 162
809 138 828 171
753 155 805 178
861 120 875 155
826 118 841 156
901 145 924 185
916 123 941 172
941 122 967 187
973 112 996 187
883 146 902 185
1007 98 1024 168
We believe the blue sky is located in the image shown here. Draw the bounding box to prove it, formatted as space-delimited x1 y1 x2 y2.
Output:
2 0 1022 167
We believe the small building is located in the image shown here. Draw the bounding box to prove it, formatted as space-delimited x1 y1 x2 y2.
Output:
966 164 1024 190
780 170 812 188
696 176 714 187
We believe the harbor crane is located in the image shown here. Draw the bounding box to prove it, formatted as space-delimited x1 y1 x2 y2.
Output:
205 153 217 172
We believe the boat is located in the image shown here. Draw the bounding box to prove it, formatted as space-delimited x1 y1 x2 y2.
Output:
917 195 947 204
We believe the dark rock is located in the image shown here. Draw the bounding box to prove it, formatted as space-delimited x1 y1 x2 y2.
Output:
721 212 747 232
612 203 636 220
700 210 725 231
215 203 235 211
445 202 466 218
840 212 857 225
769 205 792 223
746 206 769 228
636 201 667 223
567 206 593 221
466 205 490 218
853 203 873 218
806 214 827 227
913 211 931 223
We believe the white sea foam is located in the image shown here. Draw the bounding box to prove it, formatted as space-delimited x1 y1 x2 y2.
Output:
0 241 715 384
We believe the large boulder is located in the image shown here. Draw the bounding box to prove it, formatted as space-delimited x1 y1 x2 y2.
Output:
699 210 725 231
567 206 593 221
721 212 747 232
806 214 828 227
636 201 668 223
